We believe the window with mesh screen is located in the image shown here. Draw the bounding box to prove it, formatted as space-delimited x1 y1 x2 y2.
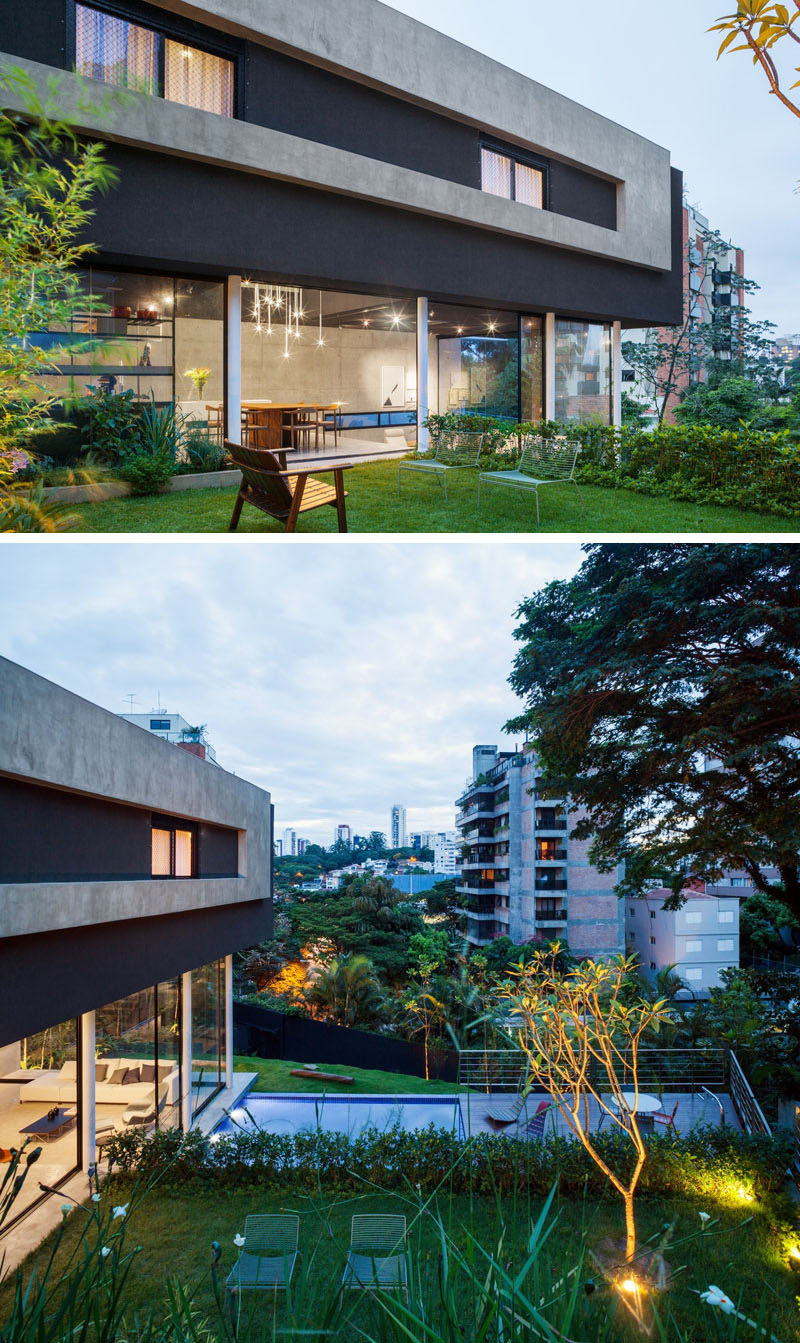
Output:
152 828 172 876
481 148 512 199
165 40 233 117
174 829 194 877
76 4 158 94
515 162 544 208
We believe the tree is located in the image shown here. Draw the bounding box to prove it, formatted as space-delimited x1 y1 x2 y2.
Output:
304 954 383 1028
739 888 799 952
507 544 800 916
673 374 765 429
500 948 670 1263
620 390 651 427
424 876 458 919
711 3 800 124
0 66 118 528
401 931 450 1079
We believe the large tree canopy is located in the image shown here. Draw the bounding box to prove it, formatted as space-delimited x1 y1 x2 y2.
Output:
506 544 800 914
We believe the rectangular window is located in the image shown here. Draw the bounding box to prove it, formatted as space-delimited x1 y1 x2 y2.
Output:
174 829 193 877
151 828 172 876
649 935 656 945
684 967 703 981
684 912 702 924
150 719 171 731
481 146 544 208
685 939 702 952
717 939 734 952
718 910 734 923
649 910 656 919
151 822 195 877
76 4 233 116
554 320 612 425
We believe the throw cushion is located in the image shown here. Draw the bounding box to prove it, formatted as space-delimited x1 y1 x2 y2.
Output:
95 1063 108 1083
106 1066 128 1086
122 1067 141 1085
140 1062 156 1084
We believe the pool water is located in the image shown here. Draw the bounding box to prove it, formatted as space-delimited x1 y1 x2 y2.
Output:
213 1093 463 1139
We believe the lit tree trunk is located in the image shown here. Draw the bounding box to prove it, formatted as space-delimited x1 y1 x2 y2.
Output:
624 1191 636 1263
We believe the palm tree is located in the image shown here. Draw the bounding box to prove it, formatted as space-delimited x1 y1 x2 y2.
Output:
304 954 384 1028
350 876 417 934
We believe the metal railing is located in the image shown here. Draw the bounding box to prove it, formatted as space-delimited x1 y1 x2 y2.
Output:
729 1050 772 1136
456 1047 727 1094
457 1049 526 1092
794 1105 800 1182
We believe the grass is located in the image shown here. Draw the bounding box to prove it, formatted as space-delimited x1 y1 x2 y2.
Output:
5 1182 797 1341
67 460 796 533
232 1056 460 1095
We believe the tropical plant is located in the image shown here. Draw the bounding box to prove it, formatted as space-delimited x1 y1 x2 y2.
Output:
181 423 228 473
117 397 180 494
500 947 673 1263
76 387 141 462
0 65 117 528
304 953 384 1028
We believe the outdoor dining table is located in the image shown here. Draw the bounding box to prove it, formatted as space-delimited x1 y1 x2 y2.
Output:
604 1092 661 1131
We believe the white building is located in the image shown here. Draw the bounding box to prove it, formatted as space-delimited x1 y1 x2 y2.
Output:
283 828 297 857
626 883 742 995
119 710 218 763
434 830 460 875
335 824 351 845
390 804 407 849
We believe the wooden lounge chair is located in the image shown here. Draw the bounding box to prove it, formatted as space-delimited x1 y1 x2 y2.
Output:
485 1091 528 1126
478 435 582 526
398 430 484 501
341 1215 407 1298
225 1215 300 1296
226 441 351 533
652 1099 679 1132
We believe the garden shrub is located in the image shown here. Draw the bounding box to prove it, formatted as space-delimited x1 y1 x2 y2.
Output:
104 1122 791 1202
75 388 143 463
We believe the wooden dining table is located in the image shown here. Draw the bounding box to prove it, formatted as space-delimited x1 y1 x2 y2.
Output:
208 401 343 460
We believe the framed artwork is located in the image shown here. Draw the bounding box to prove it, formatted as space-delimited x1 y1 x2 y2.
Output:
381 365 405 408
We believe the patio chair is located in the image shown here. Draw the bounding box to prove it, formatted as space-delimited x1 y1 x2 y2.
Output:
398 431 484 502
341 1215 407 1298
652 1099 679 1132
226 442 351 533
225 1215 300 1296
485 1091 528 1126
478 435 583 526
523 1100 553 1139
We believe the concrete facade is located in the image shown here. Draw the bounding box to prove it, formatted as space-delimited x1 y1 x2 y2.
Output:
626 886 742 995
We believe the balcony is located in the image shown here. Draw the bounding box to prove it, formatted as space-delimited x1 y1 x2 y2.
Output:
456 878 496 893
535 878 568 892
461 849 495 868
454 906 496 922
535 816 567 832
536 907 568 924
536 848 568 863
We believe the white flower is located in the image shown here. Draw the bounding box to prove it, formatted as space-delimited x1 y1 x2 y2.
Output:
91 1193 101 1204
112 1204 128 1220
700 1285 735 1314
233 1233 245 1248
60 1203 72 1215
698 1211 710 1225
100 1247 111 1259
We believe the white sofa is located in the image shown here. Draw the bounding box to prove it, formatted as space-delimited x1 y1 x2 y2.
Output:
21 1058 179 1107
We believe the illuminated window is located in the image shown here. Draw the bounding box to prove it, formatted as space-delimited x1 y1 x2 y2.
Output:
151 821 195 877
175 830 193 877
152 828 172 876
165 40 233 117
481 146 544 208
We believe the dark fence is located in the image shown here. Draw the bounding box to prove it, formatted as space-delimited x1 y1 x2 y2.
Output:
233 1001 459 1084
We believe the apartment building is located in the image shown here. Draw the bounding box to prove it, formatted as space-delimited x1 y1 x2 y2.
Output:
626 883 742 995
622 202 744 422
0 657 272 1235
391 805 407 850
119 710 218 763
455 743 623 958
433 831 460 876
3 0 682 450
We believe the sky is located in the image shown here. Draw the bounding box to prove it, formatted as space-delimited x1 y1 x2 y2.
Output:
384 0 799 336
0 541 584 846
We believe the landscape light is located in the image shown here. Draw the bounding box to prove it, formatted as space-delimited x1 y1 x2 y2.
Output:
789 1245 800 1262
620 1278 639 1294
737 1185 753 1203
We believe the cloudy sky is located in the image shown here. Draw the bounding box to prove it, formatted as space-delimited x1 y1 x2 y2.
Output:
0 541 583 845
386 0 799 335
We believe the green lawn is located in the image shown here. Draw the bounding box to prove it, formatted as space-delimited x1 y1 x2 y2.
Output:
233 1056 459 1095
68 461 795 532
7 1184 797 1341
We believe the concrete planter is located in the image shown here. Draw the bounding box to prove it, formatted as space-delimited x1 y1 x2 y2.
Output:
42 468 241 505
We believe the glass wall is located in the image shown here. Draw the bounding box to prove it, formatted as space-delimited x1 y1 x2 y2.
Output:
0 1019 79 1222
191 960 225 1118
431 304 520 421
520 316 544 423
96 985 180 1133
553 319 612 424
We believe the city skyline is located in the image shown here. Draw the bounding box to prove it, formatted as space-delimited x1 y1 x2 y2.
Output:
0 542 583 844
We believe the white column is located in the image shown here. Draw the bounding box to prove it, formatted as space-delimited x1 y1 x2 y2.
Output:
226 276 242 445
611 320 622 428
224 954 234 1090
416 296 429 453
180 972 192 1132
80 1012 95 1171
544 313 556 421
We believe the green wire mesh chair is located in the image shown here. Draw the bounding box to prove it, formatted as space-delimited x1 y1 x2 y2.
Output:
398 431 484 501
341 1214 408 1298
478 435 583 525
225 1215 300 1295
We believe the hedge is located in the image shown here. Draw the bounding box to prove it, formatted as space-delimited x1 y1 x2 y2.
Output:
423 415 800 517
103 1123 790 1202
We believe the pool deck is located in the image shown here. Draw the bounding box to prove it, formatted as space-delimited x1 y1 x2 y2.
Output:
459 1090 740 1137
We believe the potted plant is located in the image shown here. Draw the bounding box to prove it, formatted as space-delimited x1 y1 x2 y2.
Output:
185 366 211 399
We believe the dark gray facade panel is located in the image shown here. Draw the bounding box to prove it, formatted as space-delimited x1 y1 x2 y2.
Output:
86 148 683 326
0 776 239 882
4 0 615 232
0 900 271 1044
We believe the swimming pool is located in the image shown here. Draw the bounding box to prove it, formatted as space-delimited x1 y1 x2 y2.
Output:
214 1093 463 1139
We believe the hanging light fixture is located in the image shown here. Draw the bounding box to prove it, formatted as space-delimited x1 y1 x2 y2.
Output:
317 290 324 347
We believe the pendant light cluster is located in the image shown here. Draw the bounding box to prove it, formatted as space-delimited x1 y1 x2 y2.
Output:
249 286 327 359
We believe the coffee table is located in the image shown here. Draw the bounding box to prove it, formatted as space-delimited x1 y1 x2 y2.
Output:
19 1108 77 1141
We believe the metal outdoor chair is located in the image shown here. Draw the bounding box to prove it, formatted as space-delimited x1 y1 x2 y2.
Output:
226 441 351 533
523 1099 554 1139
225 1215 300 1297
341 1214 408 1298
652 1099 679 1132
398 431 484 502
485 1091 528 1126
478 435 583 525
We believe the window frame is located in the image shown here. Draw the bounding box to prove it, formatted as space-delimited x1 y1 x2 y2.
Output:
480 136 550 210
151 814 198 878
69 0 240 117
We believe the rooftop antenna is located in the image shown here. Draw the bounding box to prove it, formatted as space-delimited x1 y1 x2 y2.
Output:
124 693 139 712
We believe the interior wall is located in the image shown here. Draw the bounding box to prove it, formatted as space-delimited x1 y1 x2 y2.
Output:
174 317 224 407
240 322 417 411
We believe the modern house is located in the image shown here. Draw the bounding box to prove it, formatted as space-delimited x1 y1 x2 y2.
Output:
2 0 682 456
455 744 624 957
0 657 272 1234
626 883 743 996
